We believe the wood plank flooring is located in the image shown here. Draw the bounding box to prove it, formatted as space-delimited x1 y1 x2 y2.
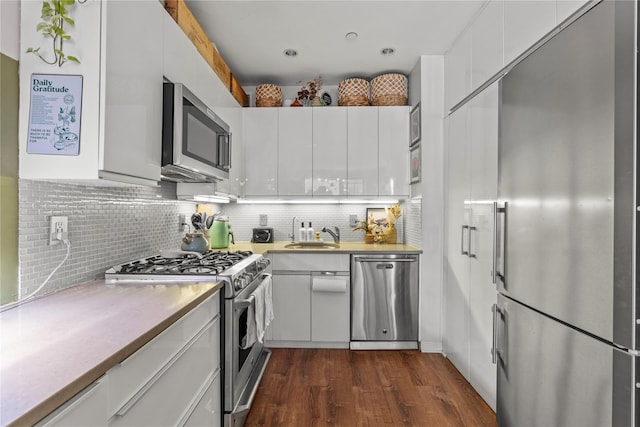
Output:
245 349 497 427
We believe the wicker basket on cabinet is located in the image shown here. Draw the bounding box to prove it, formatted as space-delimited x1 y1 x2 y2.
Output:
255 84 282 107
338 78 370 106
370 73 408 106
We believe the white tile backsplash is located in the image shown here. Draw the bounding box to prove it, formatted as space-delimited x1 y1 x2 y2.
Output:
18 178 421 298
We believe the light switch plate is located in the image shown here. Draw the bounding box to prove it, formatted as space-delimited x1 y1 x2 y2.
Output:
259 214 268 226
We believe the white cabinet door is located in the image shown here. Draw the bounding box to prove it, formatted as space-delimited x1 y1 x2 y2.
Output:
471 0 504 91
347 107 378 197
504 0 556 65
310 275 350 342
36 378 107 427
278 108 313 196
445 26 472 112
379 106 410 197
312 108 347 196
183 370 221 427
270 274 311 341
467 84 498 410
444 104 471 379
243 109 278 196
101 0 163 183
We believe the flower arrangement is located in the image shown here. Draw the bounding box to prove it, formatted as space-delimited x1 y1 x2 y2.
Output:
386 204 401 229
296 77 323 105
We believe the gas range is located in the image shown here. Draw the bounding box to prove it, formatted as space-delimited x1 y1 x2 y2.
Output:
105 250 270 298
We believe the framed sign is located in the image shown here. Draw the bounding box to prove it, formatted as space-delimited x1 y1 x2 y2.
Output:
410 102 421 146
27 74 83 155
410 143 421 184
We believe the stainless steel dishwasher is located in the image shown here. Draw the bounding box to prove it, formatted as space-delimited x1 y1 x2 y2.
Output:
351 254 419 349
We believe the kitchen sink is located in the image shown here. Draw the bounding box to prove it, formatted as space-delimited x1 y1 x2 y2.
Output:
284 241 340 249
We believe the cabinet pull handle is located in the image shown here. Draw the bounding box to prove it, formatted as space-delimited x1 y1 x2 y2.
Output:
461 225 469 256
115 315 219 417
468 226 477 258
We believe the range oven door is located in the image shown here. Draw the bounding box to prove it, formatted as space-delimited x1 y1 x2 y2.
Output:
225 274 272 426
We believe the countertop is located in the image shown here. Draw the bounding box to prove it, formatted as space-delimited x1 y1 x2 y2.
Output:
226 241 422 255
0 279 223 427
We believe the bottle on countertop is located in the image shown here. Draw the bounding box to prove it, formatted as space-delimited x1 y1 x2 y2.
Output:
307 222 315 241
299 222 307 242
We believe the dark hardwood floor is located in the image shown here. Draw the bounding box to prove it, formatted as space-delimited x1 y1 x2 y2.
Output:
245 348 497 427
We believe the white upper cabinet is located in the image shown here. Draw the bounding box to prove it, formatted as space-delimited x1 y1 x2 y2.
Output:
243 108 278 196
471 0 504 92
312 108 348 197
278 108 313 196
242 107 408 199
347 107 378 197
556 0 590 24
101 0 163 184
379 106 410 197
19 0 163 186
445 27 472 112
503 0 556 65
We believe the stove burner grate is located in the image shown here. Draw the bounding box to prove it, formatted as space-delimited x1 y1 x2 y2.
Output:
114 250 254 275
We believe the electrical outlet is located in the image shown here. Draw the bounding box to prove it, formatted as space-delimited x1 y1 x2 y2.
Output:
49 216 68 245
259 214 268 226
349 214 359 227
179 214 186 231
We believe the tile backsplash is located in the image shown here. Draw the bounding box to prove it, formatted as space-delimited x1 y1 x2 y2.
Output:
18 179 197 298
17 179 421 298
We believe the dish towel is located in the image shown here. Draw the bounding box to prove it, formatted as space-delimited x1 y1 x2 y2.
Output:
241 276 274 349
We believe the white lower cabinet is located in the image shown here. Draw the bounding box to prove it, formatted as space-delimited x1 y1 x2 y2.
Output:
36 378 107 427
107 292 221 426
182 369 222 427
268 254 350 347
269 274 311 342
310 274 350 342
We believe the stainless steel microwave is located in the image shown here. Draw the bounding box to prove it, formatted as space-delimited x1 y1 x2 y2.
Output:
162 82 231 182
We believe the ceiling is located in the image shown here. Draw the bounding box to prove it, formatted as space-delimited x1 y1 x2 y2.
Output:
185 1 485 87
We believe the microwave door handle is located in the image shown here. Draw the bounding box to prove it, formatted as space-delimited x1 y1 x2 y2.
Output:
218 134 231 169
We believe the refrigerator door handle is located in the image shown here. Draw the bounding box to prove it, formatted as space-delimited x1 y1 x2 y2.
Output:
492 303 505 364
494 202 507 287
492 202 498 284
461 225 469 256
468 226 477 258
491 304 498 364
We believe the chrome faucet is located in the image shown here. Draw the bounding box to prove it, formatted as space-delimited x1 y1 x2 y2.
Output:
321 226 340 243
289 216 299 242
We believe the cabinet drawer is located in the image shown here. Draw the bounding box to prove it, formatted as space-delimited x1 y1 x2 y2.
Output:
36 377 107 427
182 369 221 427
108 314 220 426
272 254 349 272
107 292 219 417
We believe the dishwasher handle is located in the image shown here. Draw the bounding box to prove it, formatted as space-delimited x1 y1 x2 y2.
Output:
354 256 418 263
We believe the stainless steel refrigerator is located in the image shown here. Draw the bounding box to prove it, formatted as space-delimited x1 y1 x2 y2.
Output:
495 1 637 425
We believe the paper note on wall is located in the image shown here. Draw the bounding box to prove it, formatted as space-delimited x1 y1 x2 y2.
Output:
27 74 83 156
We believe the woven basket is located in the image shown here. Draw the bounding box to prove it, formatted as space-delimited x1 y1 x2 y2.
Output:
338 78 370 106
370 73 408 106
256 84 282 107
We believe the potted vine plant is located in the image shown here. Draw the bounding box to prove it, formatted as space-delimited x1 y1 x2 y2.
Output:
26 0 84 67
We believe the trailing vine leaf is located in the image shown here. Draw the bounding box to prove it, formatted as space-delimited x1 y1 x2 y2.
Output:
27 0 82 67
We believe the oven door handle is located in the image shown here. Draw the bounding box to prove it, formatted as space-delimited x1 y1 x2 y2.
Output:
235 273 271 309
235 295 255 310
